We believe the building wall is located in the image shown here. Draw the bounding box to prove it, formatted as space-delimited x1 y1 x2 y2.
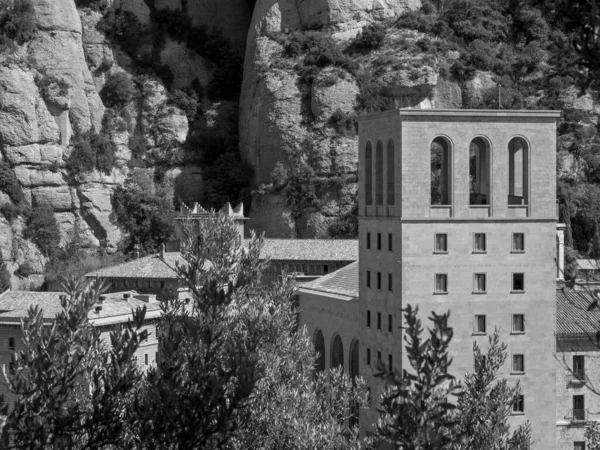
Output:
556 338 600 450
357 111 559 449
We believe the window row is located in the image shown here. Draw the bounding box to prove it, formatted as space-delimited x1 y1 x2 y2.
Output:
366 232 393 251
365 139 395 206
366 271 393 291
313 331 360 381
434 232 525 253
366 310 393 332
434 273 525 294
430 136 530 207
366 348 393 372
467 314 527 334
476 349 526 374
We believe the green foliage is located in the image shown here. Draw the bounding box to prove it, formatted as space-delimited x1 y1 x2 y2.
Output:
200 151 252 211
329 108 357 136
0 161 25 205
167 88 201 121
0 0 35 45
15 261 34 278
0 202 24 223
110 168 176 254
327 200 358 238
24 204 60 257
352 22 386 50
441 0 509 44
98 9 152 63
377 304 462 449
67 131 116 176
0 247 9 293
100 72 136 108
586 421 600 450
453 330 532 450
2 278 146 449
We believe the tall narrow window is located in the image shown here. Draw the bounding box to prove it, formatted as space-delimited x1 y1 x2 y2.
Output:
513 395 525 413
8 337 15 352
365 141 373 206
435 274 448 293
367 271 371 288
435 233 447 252
388 233 393 251
474 315 486 333
573 395 585 420
388 273 392 292
377 272 381 290
331 335 344 371
367 310 371 327
508 137 529 206
431 137 452 205
474 233 486 252
512 314 525 333
573 355 585 380
377 312 381 330
367 348 371 366
474 273 486 292
388 314 392 333
512 233 525 252
377 233 382 250
376 140 384 205
366 232 371 250
388 354 393 371
350 340 359 382
387 139 395 205
512 273 525 292
469 137 491 205
512 354 524 373
314 330 325 373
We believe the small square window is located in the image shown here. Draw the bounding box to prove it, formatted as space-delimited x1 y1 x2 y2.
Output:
388 273 393 292
367 348 371 366
512 233 525 252
366 271 371 288
474 233 486 252
512 314 525 333
512 354 524 373
377 233 382 251
435 233 447 252
377 272 382 290
574 441 586 450
367 310 371 327
388 314 392 333
377 312 381 330
512 273 525 292
388 233 393 251
512 395 524 413
435 274 448 293
474 315 486 334
474 273 486 293
367 232 371 250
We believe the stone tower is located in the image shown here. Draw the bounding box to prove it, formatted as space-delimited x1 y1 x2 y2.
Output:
356 109 560 449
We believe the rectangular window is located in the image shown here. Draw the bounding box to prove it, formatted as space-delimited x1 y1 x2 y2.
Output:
435 233 447 252
388 314 392 333
367 271 371 288
377 272 382 290
388 354 393 372
474 233 486 252
367 348 371 366
145 354 149 365
435 274 448 293
512 354 524 373
156 352 159 364
377 351 381 362
388 273 393 292
573 395 585 420
513 395 524 413
574 442 586 450
367 232 371 250
512 233 525 252
474 273 486 292
377 312 381 330
512 273 525 291
573 355 585 380
512 314 525 333
474 315 486 334
367 310 371 327
8 337 15 352
377 233 382 250
388 233 393 251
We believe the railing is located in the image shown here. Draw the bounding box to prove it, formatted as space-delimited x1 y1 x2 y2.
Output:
569 370 587 384
567 408 588 422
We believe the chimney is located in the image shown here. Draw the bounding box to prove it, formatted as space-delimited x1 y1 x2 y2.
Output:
134 243 140 259
98 295 106 303
123 293 131 300
95 305 102 314
159 243 165 259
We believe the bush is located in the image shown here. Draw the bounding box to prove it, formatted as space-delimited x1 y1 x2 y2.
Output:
0 0 35 45
0 247 9 292
98 9 152 62
441 0 509 43
151 7 191 43
328 108 356 136
100 72 136 108
0 202 24 222
67 134 96 176
352 23 386 50
15 262 34 278
92 132 116 174
24 204 60 257
0 161 25 205
168 89 200 120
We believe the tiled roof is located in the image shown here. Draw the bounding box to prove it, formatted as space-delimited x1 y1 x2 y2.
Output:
257 239 358 262
0 290 161 324
299 261 359 298
86 253 183 280
556 287 600 336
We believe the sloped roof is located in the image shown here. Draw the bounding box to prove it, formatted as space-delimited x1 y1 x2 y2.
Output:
258 239 358 262
556 287 600 337
299 261 359 298
0 290 161 325
86 253 183 280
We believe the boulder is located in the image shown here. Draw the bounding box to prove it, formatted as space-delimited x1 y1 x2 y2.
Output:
30 186 77 211
77 182 122 249
4 144 63 166
0 215 13 261
157 107 189 146
464 70 495 103
13 167 65 188
311 68 359 118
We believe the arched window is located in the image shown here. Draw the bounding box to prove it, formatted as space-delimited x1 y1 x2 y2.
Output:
314 330 325 373
387 139 395 205
469 137 491 205
365 141 373 206
349 339 360 427
431 137 452 205
508 137 529 205
331 334 344 370
376 140 384 205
